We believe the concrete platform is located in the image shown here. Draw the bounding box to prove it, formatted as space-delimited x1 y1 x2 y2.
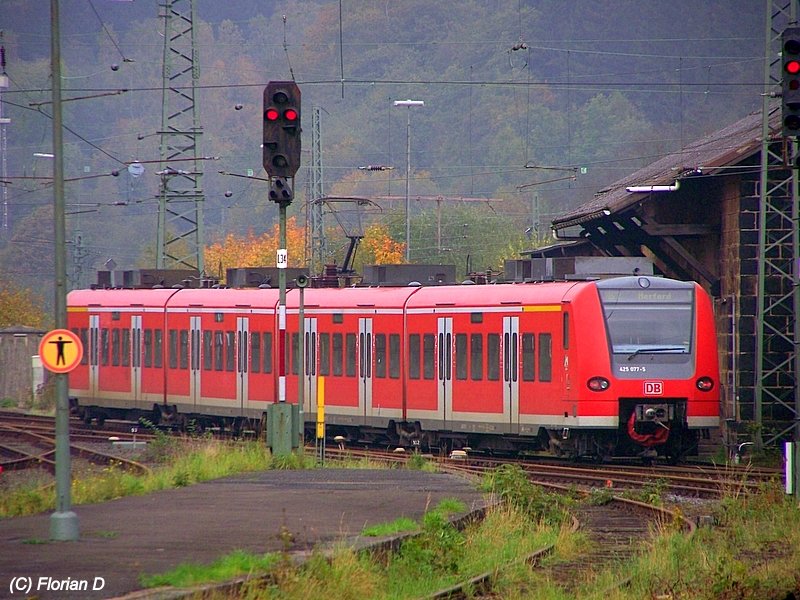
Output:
0 469 486 599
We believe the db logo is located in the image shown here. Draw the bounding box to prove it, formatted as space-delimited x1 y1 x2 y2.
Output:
644 381 663 395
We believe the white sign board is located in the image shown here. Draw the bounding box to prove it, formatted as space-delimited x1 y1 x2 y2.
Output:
277 248 287 269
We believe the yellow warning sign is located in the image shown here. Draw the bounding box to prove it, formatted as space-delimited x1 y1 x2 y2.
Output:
39 329 83 374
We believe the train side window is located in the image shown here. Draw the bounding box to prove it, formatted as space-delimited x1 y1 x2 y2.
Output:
375 333 386 378
154 330 163 368
263 332 273 374
319 333 330 376
487 333 500 381
214 331 224 371
112 328 120 366
203 331 213 370
470 334 483 381
168 329 178 369
455 333 468 380
121 329 130 367
99 329 108 366
251 332 261 374
389 334 400 379
563 312 569 350
423 333 435 380
143 329 152 368
180 330 189 370
332 333 343 376
345 333 357 377
409 334 421 379
79 328 89 365
291 333 299 375
539 333 552 382
226 331 236 372
522 333 535 381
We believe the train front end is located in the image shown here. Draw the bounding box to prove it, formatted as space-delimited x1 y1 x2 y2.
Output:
595 276 720 460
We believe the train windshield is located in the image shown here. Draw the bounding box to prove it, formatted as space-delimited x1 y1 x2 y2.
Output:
598 286 694 356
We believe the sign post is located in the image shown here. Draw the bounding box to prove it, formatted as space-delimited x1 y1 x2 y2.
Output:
39 327 84 541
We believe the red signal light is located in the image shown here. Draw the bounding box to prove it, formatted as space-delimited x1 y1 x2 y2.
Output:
284 108 298 121
265 108 280 121
786 60 800 75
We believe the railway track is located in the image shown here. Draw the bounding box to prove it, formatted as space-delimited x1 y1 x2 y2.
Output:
0 413 151 478
426 496 692 599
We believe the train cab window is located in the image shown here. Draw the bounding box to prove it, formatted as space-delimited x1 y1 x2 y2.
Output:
291 333 300 375
332 333 343 376
226 331 235 372
180 330 189 369
423 334 435 380
168 330 178 369
101 329 110 366
409 334 421 380
214 331 224 371
203 331 213 370
455 333 468 380
470 334 483 381
345 333 357 377
539 333 552 382
121 329 130 367
375 334 386 378
144 329 152 368
563 313 569 350
251 332 261 374
154 330 163 368
262 332 273 374
487 333 500 380
319 333 330 376
522 333 535 381
112 328 120 366
389 334 400 379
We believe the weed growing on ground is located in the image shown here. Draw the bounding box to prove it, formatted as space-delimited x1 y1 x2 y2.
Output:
480 464 571 525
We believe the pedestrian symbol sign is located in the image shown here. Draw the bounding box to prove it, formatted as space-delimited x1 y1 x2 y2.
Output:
39 329 83 374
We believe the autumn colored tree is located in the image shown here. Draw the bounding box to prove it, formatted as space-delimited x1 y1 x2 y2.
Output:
355 223 405 270
0 282 48 329
204 217 306 281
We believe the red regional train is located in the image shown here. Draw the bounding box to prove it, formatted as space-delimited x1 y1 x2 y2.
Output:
66 275 720 461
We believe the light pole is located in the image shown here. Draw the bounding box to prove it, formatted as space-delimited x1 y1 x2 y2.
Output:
393 99 424 262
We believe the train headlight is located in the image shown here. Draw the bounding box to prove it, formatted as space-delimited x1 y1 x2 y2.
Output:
587 377 610 392
696 376 715 392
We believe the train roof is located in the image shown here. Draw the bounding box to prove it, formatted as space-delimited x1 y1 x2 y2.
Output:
67 281 601 311
68 288 182 308
405 280 589 308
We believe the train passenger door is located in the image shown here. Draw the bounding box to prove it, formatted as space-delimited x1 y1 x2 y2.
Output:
89 315 100 399
503 316 520 433
236 317 249 414
189 316 202 408
303 318 318 415
359 318 372 419
131 315 143 407
438 317 453 428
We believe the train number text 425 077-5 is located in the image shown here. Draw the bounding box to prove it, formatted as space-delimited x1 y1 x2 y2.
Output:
618 365 647 372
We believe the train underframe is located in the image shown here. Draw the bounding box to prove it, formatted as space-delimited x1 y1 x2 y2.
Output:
71 396 705 463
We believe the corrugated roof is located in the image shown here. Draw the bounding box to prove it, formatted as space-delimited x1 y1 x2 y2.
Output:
552 107 779 230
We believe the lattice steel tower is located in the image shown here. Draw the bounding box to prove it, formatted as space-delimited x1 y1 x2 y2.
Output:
755 0 800 448
157 0 205 272
308 106 326 274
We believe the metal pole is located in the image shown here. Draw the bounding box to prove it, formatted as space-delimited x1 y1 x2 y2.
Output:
279 201 286 403
298 283 305 428
393 100 423 262
50 0 79 541
405 107 411 261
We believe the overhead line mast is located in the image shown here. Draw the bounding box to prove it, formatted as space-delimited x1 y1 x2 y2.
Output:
156 0 205 272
